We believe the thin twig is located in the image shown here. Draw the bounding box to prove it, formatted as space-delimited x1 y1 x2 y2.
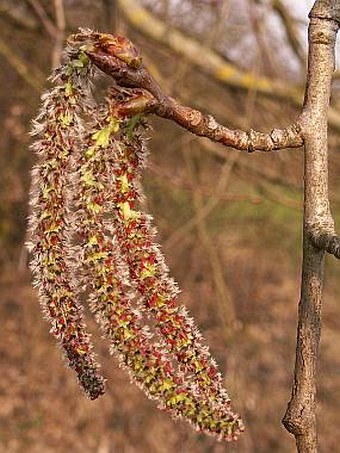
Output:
52 0 66 68
80 24 340 451
309 228 340 259
183 143 237 338
116 0 302 103
0 35 44 91
26 0 57 37
115 0 340 131
87 49 304 152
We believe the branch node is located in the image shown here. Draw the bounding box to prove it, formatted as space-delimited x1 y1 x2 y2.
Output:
309 225 340 259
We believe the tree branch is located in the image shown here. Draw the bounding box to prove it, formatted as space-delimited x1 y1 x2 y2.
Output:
309 227 340 259
0 35 44 91
310 0 340 22
115 0 340 131
116 0 302 104
87 47 303 152
271 0 306 66
79 15 340 449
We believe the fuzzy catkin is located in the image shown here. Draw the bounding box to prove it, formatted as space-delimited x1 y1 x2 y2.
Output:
70 97 243 440
27 44 106 399
27 29 244 442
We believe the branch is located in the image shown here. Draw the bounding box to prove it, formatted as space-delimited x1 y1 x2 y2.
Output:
87 44 303 152
310 0 340 23
282 0 339 450
25 0 58 38
116 0 302 104
116 0 340 131
309 226 340 259
0 35 44 91
79 24 340 450
271 0 306 65
153 95 303 152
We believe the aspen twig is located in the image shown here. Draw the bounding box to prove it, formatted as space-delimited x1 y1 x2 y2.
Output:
87 48 304 152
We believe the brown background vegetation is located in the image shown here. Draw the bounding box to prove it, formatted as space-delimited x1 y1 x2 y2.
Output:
0 1 339 451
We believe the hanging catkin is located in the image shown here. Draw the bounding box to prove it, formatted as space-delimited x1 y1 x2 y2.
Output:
27 29 244 442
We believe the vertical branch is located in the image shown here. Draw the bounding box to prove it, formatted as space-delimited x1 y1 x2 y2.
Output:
26 0 57 37
282 3 339 451
182 143 237 338
52 0 66 68
271 0 306 67
0 36 44 90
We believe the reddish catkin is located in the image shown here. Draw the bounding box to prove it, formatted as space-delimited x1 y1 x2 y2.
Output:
27 40 105 399
71 100 243 440
27 29 244 442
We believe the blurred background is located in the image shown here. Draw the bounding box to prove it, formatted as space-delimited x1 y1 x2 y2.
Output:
0 0 339 451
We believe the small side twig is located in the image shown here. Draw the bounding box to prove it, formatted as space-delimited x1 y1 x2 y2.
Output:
26 0 57 37
309 227 340 259
52 0 66 68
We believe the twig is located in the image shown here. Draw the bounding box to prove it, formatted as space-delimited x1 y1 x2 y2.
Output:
309 227 340 259
0 36 44 91
25 0 57 38
87 48 304 152
271 0 306 66
84 23 340 451
116 0 302 104
114 0 340 132
52 0 66 68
